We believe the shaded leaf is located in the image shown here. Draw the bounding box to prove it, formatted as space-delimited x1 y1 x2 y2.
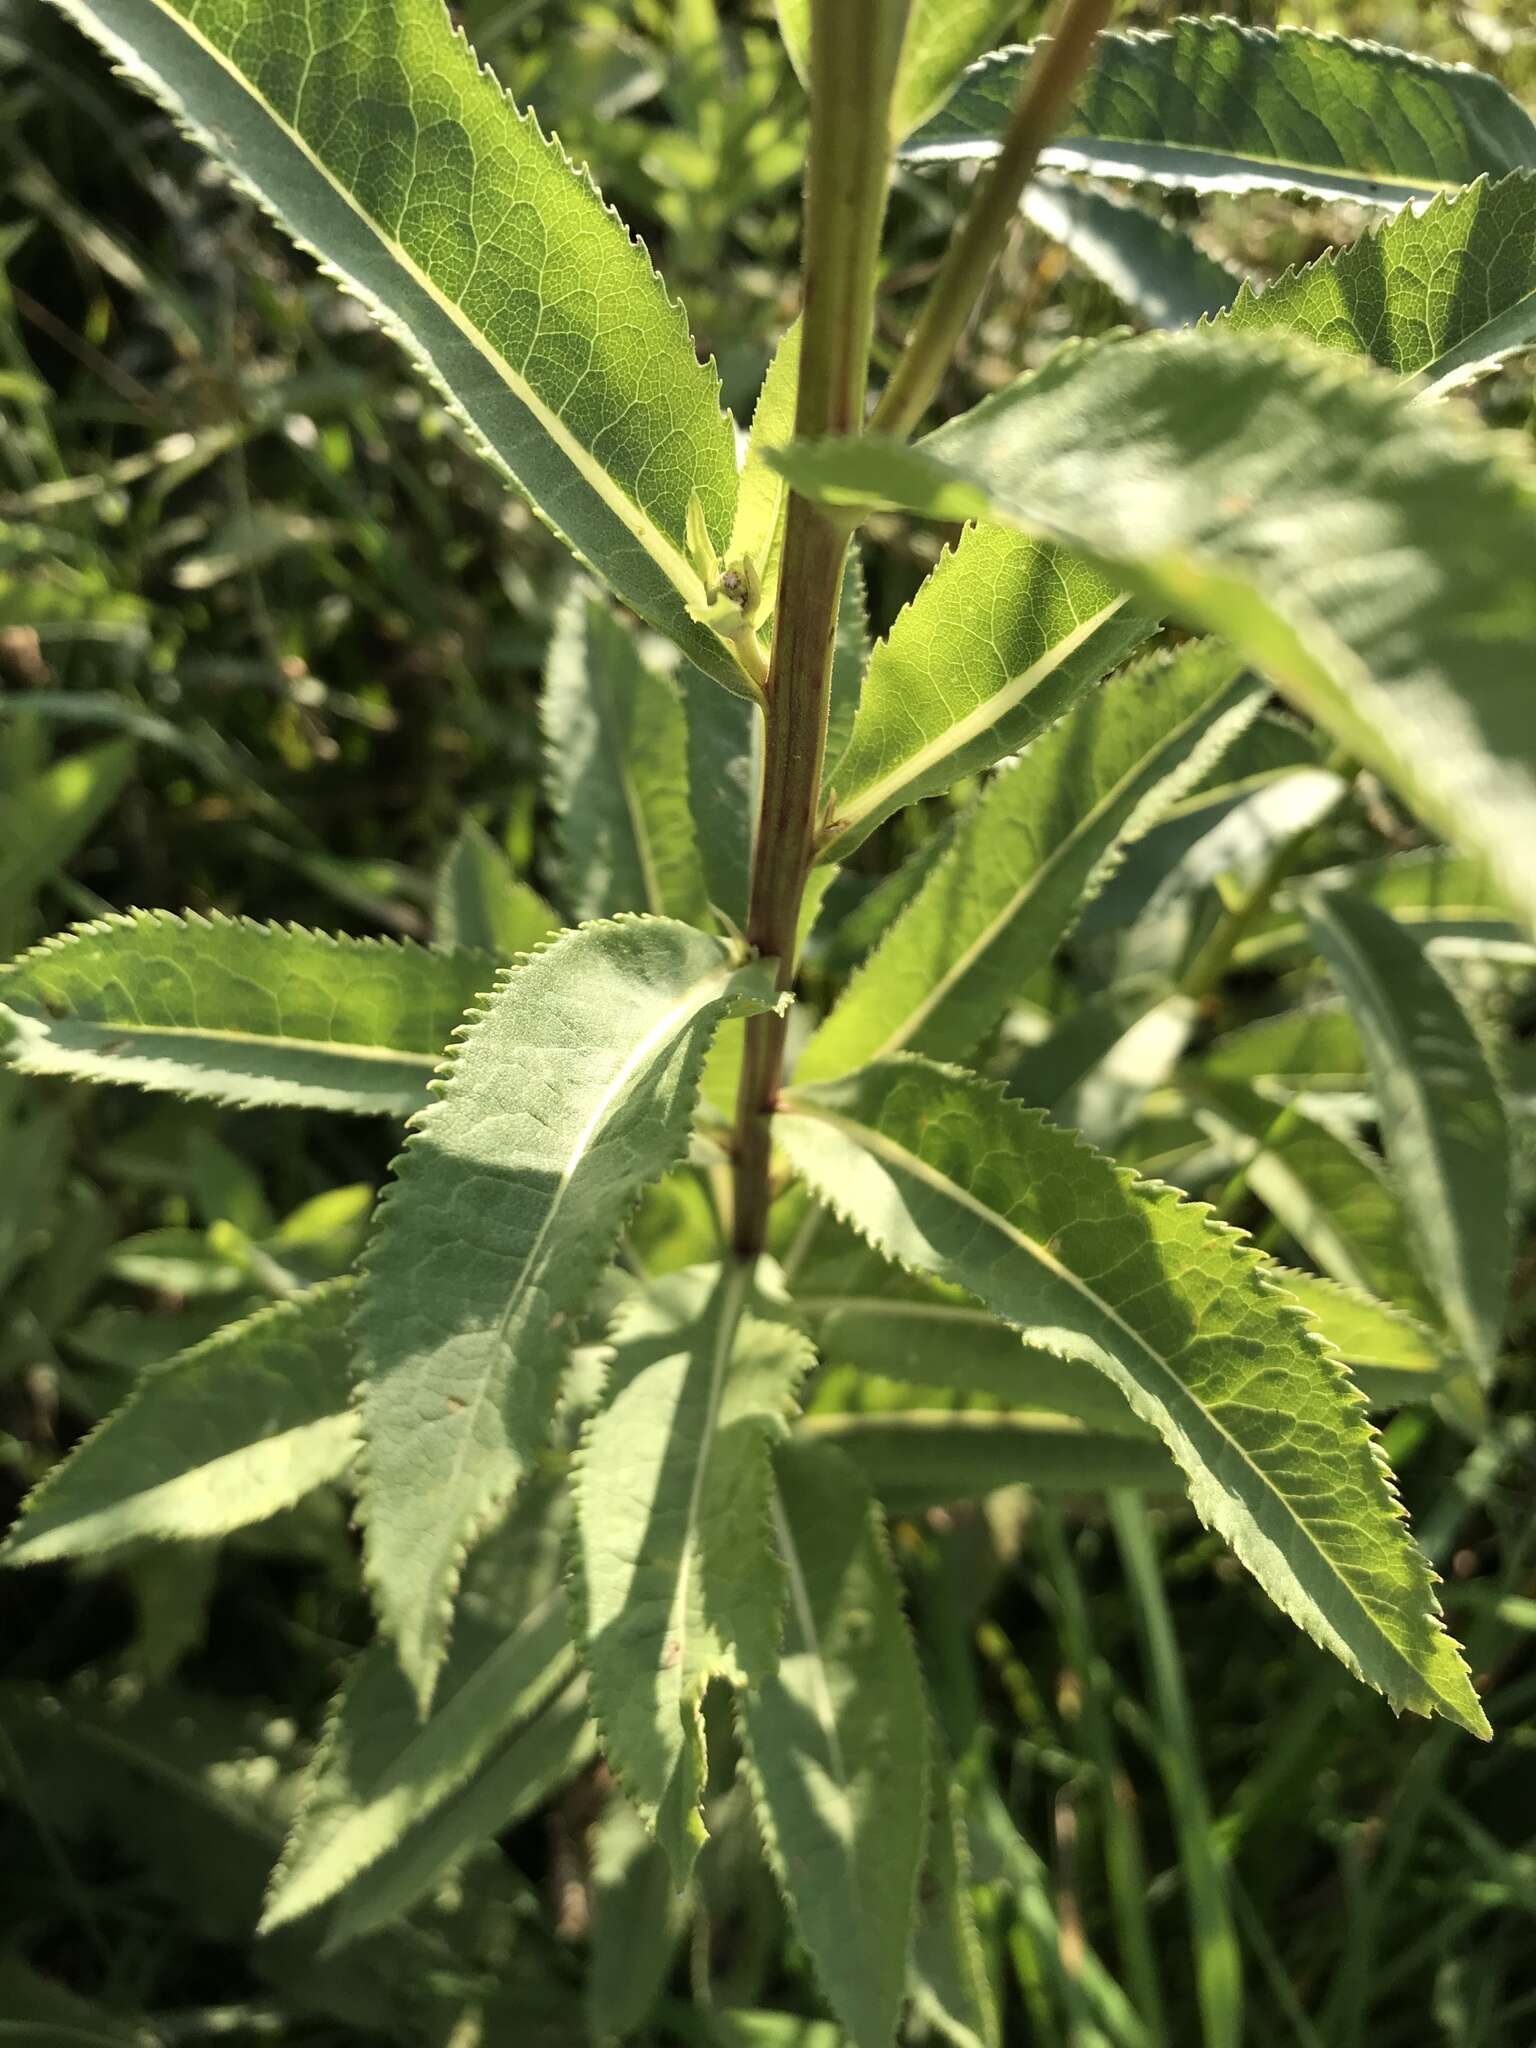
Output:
1023 173 1243 329
777 329 1536 932
801 646 1258 1080
779 1057 1487 1735
2 1284 356 1565
544 588 711 926
741 1440 931 2048
433 820 558 958
905 19 1536 204
571 1264 810 1879
800 1410 1180 1509
1304 888 1511 1374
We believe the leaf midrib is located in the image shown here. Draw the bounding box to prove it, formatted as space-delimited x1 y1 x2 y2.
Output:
823 594 1129 855
427 959 743 1589
2 1011 444 1068
786 1095 1412 1670
138 0 710 613
861 677 1250 1061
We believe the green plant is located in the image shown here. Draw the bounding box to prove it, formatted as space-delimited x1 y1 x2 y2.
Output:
3 0 1534 2041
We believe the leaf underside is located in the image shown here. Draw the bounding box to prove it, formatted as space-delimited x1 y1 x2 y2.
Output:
904 18 1536 204
571 1265 810 1880
801 643 1258 1081
741 1441 931 2048
0 910 494 1115
353 917 777 1712
778 328 1536 934
779 1058 1487 1737
1 1283 356 1566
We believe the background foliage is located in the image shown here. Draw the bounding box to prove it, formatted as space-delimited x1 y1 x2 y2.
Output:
1 1 1534 2043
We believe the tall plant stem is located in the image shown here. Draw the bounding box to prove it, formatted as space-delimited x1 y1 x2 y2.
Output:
869 0 1116 441
730 0 906 1259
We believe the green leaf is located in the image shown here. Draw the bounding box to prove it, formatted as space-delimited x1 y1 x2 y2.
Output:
1219 172 1536 394
544 587 712 927
1273 1269 1448 1407
904 19 1536 204
682 662 758 931
800 646 1260 1082
730 318 801 631
433 819 557 958
819 523 1150 863
0 911 493 1116
0 737 134 911
262 1592 574 1932
1235 846 1523 969
354 917 779 1711
800 1410 1180 1510
49 0 747 694
778 1058 1488 1736
891 0 1023 140
571 1264 810 1879
1191 1078 1433 1318
1303 889 1511 1376
777 330 1536 933
330 1677 597 1946
741 1440 931 2048
1023 174 1243 329
1 1283 355 1566
586 1794 688 2044
908 1758 1001 2048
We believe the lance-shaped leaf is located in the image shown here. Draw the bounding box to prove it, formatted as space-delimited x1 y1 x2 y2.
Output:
903 19 1536 205
777 1058 1488 1736
571 1265 810 1880
774 330 1536 933
741 1440 931 2048
50 0 746 694
1274 1269 1448 1407
1 1283 356 1566
1219 172 1536 395
819 523 1150 864
544 587 711 927
730 319 802 632
1304 890 1511 1377
1023 174 1243 330
433 820 557 958
0 737 135 910
909 1756 1000 2048
263 1589 574 1932
1191 1077 1434 1319
354 917 779 1711
0 911 493 1116
802 1410 1181 1510
800 647 1260 1082
1236 846 1523 969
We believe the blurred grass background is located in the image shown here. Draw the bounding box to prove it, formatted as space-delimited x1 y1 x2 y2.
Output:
1 3 1533 2044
